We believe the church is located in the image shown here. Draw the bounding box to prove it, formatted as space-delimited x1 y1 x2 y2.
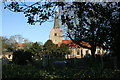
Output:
49 9 104 59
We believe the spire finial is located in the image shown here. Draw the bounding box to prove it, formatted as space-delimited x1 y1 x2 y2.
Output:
54 6 59 28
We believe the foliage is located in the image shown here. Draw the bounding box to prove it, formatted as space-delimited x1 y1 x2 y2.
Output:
9 35 27 43
3 2 57 25
2 36 15 53
22 42 33 50
12 49 33 65
3 1 120 68
1 35 30 53
3 2 119 57
43 40 56 56
29 42 43 59
43 40 70 59
1 56 9 65
59 2 119 57
111 15 120 69
2 59 120 79
58 43 70 57
2 63 59 80
2 63 41 79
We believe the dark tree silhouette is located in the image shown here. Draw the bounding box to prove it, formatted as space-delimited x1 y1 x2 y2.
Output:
58 43 70 58
3 2 120 68
59 2 119 58
12 49 33 65
29 42 43 60
4 2 119 56
3 2 57 25
43 40 56 57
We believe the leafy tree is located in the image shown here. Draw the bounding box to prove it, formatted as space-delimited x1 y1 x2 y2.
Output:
22 42 32 50
43 40 70 59
7 35 27 50
3 2 119 66
42 40 56 67
58 43 70 59
4 2 118 57
2 37 10 53
1 36 16 53
3 1 57 25
1 35 30 52
111 14 120 69
43 40 56 57
59 2 119 58
9 35 26 43
29 42 43 60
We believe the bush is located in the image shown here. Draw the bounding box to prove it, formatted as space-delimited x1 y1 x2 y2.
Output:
2 63 120 79
2 63 59 80
12 49 33 65
1 56 9 64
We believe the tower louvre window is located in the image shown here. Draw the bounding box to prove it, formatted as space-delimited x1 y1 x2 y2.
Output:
55 33 57 36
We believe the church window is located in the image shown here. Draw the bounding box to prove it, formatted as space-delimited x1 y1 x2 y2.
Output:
54 33 57 36
77 50 80 55
8 55 11 58
81 49 83 58
86 50 89 54
97 50 101 54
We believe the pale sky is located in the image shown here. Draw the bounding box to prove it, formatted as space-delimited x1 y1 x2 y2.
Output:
1 2 55 44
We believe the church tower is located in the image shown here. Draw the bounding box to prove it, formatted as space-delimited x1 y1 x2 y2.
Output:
49 7 62 44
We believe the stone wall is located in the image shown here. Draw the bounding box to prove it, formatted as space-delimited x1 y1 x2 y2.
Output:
49 28 62 44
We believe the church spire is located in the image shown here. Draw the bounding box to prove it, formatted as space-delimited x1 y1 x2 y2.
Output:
54 6 59 28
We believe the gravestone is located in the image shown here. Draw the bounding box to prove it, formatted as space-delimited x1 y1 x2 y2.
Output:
42 55 48 67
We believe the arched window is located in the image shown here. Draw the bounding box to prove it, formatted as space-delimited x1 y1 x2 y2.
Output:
86 50 89 54
77 50 80 55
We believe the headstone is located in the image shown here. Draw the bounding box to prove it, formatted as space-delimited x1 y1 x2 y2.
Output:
42 56 48 67
53 61 67 68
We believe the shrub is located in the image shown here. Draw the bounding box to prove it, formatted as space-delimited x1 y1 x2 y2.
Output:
1 56 9 64
12 49 33 65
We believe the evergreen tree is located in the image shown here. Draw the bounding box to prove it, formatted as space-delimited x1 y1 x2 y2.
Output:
29 42 43 60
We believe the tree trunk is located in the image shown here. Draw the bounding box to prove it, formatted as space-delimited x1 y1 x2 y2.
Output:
117 54 120 69
90 46 96 67
91 46 96 58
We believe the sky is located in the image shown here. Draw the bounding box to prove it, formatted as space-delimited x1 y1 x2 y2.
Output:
1 2 55 44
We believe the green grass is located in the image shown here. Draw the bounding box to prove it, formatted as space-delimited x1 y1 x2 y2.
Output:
8 59 12 61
